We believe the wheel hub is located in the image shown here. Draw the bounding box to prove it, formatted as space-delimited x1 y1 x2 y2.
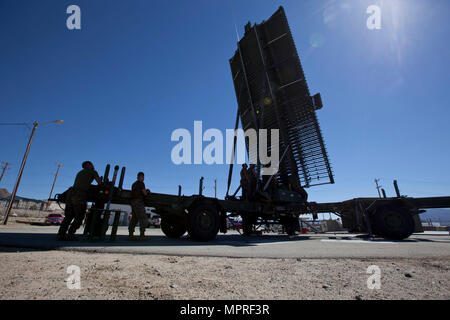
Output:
384 211 404 231
197 211 213 231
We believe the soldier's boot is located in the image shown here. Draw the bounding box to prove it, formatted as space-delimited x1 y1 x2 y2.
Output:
128 232 137 241
56 222 70 240
56 227 67 240
65 233 79 241
56 233 66 241
139 230 147 241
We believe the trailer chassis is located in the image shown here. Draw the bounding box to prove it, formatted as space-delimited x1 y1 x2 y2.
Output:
53 165 450 241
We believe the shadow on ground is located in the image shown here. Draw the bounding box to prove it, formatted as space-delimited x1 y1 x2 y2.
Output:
0 232 314 252
1 230 448 254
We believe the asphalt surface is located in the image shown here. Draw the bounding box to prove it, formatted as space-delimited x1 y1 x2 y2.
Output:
0 224 449 259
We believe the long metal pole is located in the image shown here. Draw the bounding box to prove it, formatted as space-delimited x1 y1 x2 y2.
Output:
46 163 63 210
263 145 290 191
374 178 381 198
2 122 38 225
226 105 240 197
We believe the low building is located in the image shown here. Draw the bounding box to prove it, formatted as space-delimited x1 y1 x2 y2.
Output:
106 203 157 226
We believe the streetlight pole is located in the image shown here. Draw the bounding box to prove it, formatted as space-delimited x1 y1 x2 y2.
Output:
46 163 63 211
1 120 63 225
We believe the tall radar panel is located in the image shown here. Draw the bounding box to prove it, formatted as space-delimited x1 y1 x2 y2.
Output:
229 6 334 188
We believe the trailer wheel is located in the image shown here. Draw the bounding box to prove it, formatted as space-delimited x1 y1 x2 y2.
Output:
187 204 220 241
372 205 415 240
161 218 186 239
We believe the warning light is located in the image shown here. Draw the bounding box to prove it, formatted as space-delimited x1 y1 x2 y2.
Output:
264 97 272 105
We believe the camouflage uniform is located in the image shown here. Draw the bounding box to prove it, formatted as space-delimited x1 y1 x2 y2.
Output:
58 167 99 238
129 180 148 236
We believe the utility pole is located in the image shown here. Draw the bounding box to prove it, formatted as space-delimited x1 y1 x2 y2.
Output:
2 120 63 225
374 178 382 198
2 122 38 225
46 163 63 210
0 162 12 184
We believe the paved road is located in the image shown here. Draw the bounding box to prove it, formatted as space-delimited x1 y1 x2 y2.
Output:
0 224 449 259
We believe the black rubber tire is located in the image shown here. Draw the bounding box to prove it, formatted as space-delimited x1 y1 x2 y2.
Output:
372 205 415 240
161 218 187 239
187 204 220 241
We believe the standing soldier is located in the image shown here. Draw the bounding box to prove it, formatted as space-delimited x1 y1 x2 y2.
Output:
240 164 250 201
129 172 150 241
247 164 258 200
57 161 102 241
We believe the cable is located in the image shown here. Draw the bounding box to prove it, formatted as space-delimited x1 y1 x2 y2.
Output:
0 123 29 126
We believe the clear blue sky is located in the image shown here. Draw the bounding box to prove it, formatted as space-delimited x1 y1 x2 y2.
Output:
0 0 449 203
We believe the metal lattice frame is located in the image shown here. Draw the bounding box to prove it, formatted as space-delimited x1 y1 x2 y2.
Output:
229 6 334 188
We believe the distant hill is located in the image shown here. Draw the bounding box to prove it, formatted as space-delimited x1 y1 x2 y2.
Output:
420 208 450 224
0 188 44 203
0 188 11 198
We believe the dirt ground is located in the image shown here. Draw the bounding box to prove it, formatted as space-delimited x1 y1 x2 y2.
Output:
0 248 448 300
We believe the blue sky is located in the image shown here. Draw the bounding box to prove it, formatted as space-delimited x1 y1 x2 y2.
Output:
0 0 449 204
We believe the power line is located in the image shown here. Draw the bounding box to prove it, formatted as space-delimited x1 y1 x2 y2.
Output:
0 123 29 126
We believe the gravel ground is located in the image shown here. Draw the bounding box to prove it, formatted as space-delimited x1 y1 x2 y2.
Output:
0 248 449 300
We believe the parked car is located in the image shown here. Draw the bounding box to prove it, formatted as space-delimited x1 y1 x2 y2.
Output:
227 218 242 230
233 220 243 230
45 213 64 225
149 215 161 228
